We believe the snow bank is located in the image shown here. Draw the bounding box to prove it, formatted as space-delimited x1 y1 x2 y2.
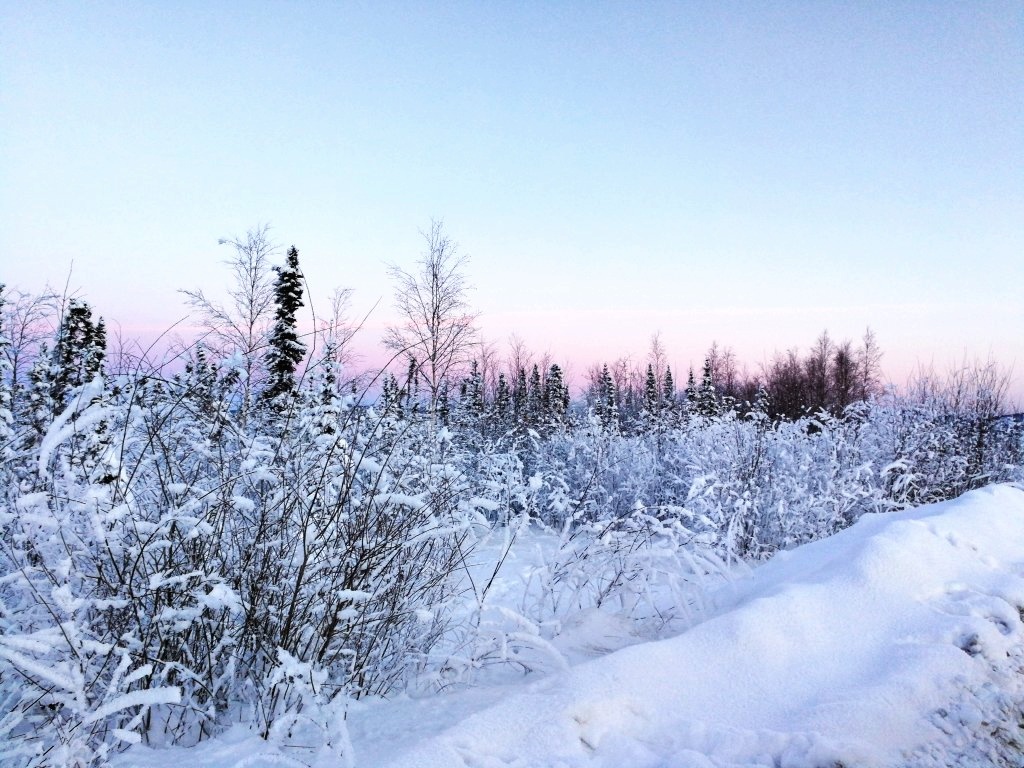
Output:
118 485 1024 767
377 484 1024 767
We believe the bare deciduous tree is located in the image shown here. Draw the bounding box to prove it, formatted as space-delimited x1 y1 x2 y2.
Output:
506 333 534 384
706 341 740 401
805 331 834 412
181 225 277 418
475 336 501 403
318 287 356 362
384 221 478 418
0 285 59 418
832 339 857 412
857 327 883 401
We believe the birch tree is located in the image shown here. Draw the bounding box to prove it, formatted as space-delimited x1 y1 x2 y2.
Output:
384 221 478 419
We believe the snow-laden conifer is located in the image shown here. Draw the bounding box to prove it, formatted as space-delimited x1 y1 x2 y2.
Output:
263 245 306 405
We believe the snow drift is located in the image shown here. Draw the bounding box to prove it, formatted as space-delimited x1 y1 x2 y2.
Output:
370 484 1024 768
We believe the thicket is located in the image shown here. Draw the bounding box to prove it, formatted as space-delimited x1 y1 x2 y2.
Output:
1 230 1021 766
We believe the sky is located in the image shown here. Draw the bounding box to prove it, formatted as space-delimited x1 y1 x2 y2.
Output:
2 2 1022 401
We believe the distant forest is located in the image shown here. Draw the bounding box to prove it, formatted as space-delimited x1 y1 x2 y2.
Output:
1 223 901 431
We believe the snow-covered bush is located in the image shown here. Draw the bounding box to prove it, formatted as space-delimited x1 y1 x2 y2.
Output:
0 357 484 763
521 507 727 632
0 381 187 766
520 388 1021 564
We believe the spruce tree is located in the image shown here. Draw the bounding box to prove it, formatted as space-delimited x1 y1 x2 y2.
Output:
185 345 219 417
27 343 54 437
465 360 484 419
526 364 542 424
685 367 698 412
38 299 112 478
698 358 719 417
493 372 511 429
380 373 403 419
404 355 420 415
643 363 658 415
456 360 484 433
43 299 105 417
596 364 618 428
307 342 341 438
662 366 675 410
82 313 111 480
52 300 97 404
263 246 306 403
543 363 569 426
85 317 106 381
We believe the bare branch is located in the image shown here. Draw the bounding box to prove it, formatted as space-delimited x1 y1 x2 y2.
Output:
383 221 479 415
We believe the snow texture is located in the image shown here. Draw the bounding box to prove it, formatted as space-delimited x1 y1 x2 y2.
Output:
370 484 1024 767
121 484 1024 767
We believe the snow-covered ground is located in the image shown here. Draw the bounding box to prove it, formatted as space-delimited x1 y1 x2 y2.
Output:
121 484 1024 768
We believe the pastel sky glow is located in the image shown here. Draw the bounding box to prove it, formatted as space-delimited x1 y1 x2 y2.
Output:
2 2 1021 400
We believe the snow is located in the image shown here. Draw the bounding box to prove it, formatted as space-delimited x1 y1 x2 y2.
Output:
36 375 106 477
120 484 1024 768
82 686 183 727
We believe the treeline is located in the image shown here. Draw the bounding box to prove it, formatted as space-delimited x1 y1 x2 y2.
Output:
1 224 1021 766
0 227 889 444
414 326 886 440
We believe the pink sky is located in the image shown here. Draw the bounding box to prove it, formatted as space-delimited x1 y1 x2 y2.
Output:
3 4 1021 405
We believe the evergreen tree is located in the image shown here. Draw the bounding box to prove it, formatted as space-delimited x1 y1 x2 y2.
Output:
404 356 420 415
643 363 658 415
85 317 106 381
595 364 618 428
30 299 112 479
662 366 675 411
455 360 484 434
263 246 307 403
307 343 341 438
492 371 511 434
26 342 54 437
697 358 719 417
380 373 403 420
182 345 219 418
543 363 569 426
174 343 238 441
512 367 528 419
832 341 856 414
685 367 698 411
526 364 542 425
51 300 104 407
461 360 484 420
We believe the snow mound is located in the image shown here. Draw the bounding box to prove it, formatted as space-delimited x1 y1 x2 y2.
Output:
379 484 1024 768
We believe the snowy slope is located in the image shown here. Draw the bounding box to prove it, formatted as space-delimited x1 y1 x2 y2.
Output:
121 484 1024 768
374 484 1024 768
